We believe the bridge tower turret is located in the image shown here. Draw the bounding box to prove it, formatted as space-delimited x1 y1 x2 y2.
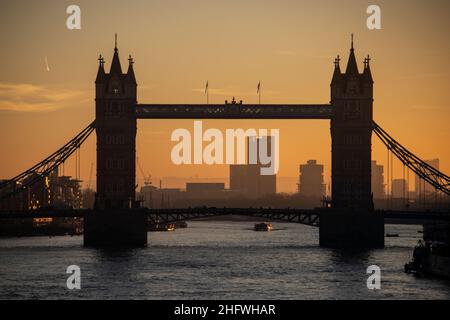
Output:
330 35 374 212
95 36 137 210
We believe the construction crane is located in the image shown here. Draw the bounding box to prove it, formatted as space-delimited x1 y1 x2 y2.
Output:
86 162 94 190
137 157 152 187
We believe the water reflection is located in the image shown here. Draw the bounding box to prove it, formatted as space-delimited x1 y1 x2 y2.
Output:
0 222 449 299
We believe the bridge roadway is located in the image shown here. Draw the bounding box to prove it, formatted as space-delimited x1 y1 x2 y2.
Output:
0 208 449 227
135 104 333 119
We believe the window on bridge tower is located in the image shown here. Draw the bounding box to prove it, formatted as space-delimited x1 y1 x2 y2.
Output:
106 134 126 145
344 134 362 145
105 103 125 117
106 182 124 195
344 159 362 170
344 181 353 195
354 183 363 199
106 159 125 170
343 102 361 120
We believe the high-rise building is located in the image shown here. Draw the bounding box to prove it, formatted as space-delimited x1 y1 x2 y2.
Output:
415 159 439 200
371 160 385 199
229 136 276 198
392 179 408 199
298 160 325 200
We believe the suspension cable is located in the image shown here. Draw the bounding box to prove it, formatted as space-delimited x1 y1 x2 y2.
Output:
0 121 95 202
373 121 450 196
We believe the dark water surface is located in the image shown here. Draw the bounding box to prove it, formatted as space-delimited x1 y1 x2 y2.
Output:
1 221 449 299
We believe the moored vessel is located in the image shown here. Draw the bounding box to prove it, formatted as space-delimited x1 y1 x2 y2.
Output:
405 223 450 278
148 223 176 232
254 222 273 232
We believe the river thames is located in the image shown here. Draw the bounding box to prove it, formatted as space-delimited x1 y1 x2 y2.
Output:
0 221 449 299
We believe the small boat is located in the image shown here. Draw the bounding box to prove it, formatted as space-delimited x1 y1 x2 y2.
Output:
149 223 176 232
254 222 273 232
386 233 399 237
175 221 188 228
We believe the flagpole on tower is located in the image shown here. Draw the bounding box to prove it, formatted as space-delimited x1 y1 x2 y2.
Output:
257 81 261 105
205 81 209 105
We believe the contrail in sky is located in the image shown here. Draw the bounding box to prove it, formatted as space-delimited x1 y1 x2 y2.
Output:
45 56 50 72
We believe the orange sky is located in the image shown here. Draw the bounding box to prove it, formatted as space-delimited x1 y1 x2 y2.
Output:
0 0 449 193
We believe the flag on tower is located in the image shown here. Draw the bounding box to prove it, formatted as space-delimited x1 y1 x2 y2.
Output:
257 81 261 104
205 81 209 104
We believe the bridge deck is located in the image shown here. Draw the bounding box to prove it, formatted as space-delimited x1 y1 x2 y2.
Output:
135 104 333 119
0 208 449 227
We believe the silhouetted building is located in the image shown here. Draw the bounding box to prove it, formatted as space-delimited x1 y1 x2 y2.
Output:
138 184 183 209
298 160 325 200
82 188 96 209
49 170 83 209
229 136 276 198
0 180 23 210
230 165 261 198
159 188 183 208
0 169 82 211
138 184 158 208
371 160 385 199
392 179 408 199
186 183 225 199
24 174 49 210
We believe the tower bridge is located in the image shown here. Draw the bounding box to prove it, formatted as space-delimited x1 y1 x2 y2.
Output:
94 37 375 214
1 36 449 248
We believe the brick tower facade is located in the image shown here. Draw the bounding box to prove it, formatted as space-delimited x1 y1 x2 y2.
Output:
330 37 374 211
95 37 137 209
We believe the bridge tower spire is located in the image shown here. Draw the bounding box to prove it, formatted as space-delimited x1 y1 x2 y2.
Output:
110 34 122 75
345 34 359 75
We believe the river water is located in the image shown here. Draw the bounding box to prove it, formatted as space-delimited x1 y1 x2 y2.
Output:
0 221 449 299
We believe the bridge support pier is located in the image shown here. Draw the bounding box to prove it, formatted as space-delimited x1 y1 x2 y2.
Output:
84 210 147 247
319 210 384 248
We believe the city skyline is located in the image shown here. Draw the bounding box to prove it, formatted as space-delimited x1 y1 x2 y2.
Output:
1 0 450 303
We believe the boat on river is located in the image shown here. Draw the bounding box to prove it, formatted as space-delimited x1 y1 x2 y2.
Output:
254 222 273 232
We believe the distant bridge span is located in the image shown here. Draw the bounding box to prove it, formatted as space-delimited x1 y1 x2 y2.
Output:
1 208 449 228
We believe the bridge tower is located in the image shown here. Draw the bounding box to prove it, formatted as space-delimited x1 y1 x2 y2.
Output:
85 36 146 247
95 36 137 210
330 36 374 211
321 36 383 247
